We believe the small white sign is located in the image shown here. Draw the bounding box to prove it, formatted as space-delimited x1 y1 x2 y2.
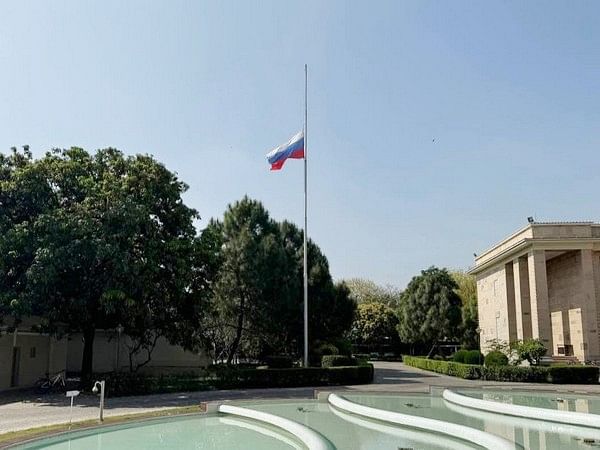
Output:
66 390 80 398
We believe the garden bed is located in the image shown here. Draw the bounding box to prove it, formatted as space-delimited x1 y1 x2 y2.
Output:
94 363 374 397
403 355 599 384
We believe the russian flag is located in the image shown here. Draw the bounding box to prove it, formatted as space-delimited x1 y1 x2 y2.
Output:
266 131 304 171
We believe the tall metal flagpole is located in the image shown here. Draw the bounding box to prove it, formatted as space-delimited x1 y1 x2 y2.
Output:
303 64 309 367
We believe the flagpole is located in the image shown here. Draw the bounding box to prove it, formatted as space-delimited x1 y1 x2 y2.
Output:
303 63 309 367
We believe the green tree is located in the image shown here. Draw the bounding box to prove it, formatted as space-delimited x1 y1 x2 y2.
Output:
0 147 54 325
350 302 399 349
201 198 356 364
0 147 199 381
345 278 402 308
450 270 479 349
396 266 462 356
210 197 282 364
511 338 547 365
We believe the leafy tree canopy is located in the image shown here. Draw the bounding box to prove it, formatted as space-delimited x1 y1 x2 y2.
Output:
510 338 547 365
344 278 402 308
0 147 199 379
450 270 479 349
198 196 356 364
396 266 462 348
350 301 399 348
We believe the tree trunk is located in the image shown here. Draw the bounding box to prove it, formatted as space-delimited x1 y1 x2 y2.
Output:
227 297 245 365
81 327 95 387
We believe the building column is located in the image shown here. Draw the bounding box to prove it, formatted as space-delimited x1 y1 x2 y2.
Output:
528 250 553 351
580 249 599 361
513 256 532 340
504 263 518 342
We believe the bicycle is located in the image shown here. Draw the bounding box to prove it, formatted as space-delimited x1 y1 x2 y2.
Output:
35 371 66 394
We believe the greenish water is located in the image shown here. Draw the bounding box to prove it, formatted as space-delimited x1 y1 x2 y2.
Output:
14 415 303 450
15 400 482 450
15 393 600 450
343 393 600 450
249 400 483 450
457 389 600 414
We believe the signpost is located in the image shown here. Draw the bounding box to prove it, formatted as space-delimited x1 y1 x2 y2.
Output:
65 390 80 430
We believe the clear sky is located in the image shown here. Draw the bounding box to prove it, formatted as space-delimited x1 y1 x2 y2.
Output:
1 1 599 287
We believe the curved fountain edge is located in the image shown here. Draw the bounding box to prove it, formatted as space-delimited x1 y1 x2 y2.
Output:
443 388 600 429
327 392 514 450
218 403 335 450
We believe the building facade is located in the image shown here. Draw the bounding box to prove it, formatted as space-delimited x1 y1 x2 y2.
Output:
470 222 600 363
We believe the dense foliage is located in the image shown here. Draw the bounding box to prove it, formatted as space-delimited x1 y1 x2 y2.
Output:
450 270 478 349
464 350 484 365
452 349 469 363
350 302 399 350
345 278 402 308
402 356 480 379
403 356 598 384
451 349 482 364
321 355 357 367
511 338 547 365
0 147 199 381
1 148 356 381
396 267 462 354
484 350 509 367
195 197 356 365
100 363 374 397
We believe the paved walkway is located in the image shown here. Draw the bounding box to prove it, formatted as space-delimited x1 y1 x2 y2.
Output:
2 361 600 434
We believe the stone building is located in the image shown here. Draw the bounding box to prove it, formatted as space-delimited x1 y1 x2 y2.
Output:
469 222 600 363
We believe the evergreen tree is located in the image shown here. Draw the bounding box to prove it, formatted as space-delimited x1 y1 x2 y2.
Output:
397 266 462 356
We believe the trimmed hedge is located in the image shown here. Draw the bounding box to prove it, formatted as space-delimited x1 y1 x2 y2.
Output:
403 356 599 384
264 355 294 368
354 353 370 363
452 350 469 363
465 350 484 365
328 365 374 385
480 365 548 382
322 355 357 367
484 351 509 367
204 365 375 389
99 372 213 397
546 365 600 384
403 356 481 379
94 363 374 397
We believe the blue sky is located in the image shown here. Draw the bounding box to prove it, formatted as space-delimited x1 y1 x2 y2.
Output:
1 1 599 287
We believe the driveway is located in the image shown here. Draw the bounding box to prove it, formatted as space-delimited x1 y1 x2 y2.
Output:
2 361 600 434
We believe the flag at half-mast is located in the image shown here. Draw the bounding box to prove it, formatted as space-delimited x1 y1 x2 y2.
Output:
266 131 304 171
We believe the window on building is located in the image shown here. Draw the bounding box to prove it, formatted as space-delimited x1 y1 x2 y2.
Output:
30 347 36 358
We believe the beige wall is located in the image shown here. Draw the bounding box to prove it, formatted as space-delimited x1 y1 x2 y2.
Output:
531 225 593 239
477 265 510 352
67 331 210 375
1 327 209 391
0 333 67 390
